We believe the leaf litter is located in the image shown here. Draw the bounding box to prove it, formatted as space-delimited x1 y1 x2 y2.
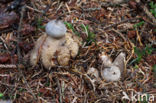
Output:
0 0 156 103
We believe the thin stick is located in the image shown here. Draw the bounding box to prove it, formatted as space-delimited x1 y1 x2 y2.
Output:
136 28 143 46
65 3 71 13
17 5 37 100
142 5 156 24
26 5 43 13
0 28 13 34
0 81 26 89
0 64 16 69
103 18 138 30
82 7 101 12
63 68 95 90
0 36 9 51
111 29 127 41
57 79 63 103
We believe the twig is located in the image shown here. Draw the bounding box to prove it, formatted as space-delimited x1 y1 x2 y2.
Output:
0 36 9 51
0 64 24 69
103 18 139 30
16 5 37 100
111 29 127 41
0 64 16 69
142 5 156 24
57 66 95 90
63 68 95 90
0 81 25 89
0 28 13 34
57 78 63 103
56 2 63 11
136 28 143 46
71 97 78 103
0 74 10 77
126 40 135 66
82 7 101 12
26 5 43 13
65 3 71 13
140 22 147 36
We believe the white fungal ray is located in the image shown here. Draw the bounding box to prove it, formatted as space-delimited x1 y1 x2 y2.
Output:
87 67 99 78
102 66 121 81
100 52 125 81
45 20 67 38
30 33 81 69
30 34 47 66
113 52 125 72
65 33 79 58
40 35 67 68
30 19 82 69
100 53 112 67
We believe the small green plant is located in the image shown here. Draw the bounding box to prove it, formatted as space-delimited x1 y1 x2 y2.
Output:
149 1 156 18
37 17 45 29
37 92 43 96
18 88 26 92
81 24 95 45
64 22 95 45
133 21 145 29
0 93 4 98
134 64 139 69
45 82 50 87
130 45 155 65
64 22 80 36
122 100 127 103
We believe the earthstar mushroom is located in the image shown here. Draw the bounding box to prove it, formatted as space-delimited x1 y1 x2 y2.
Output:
30 20 81 69
100 52 125 81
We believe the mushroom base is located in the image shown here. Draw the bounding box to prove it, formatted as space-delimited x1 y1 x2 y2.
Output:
30 32 81 69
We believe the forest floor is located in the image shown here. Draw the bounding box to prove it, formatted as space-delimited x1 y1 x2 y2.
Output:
0 0 156 103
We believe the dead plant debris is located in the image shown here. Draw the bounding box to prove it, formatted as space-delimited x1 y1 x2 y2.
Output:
0 0 156 103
